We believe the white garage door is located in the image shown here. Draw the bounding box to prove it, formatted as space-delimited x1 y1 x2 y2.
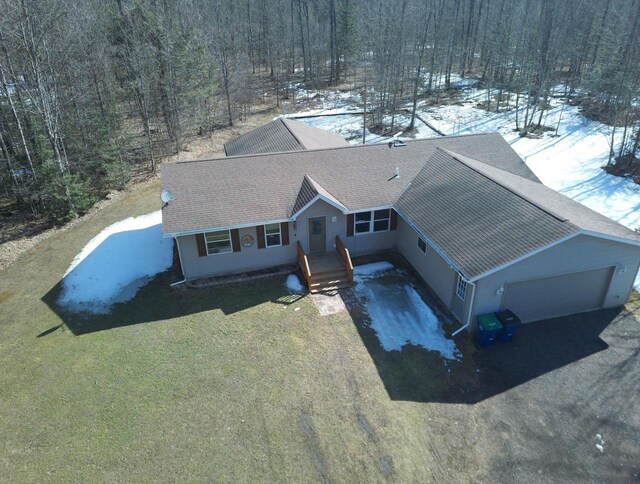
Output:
502 266 614 323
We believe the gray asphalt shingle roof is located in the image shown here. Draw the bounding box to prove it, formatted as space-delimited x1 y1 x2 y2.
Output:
223 118 349 156
162 131 640 279
395 149 578 279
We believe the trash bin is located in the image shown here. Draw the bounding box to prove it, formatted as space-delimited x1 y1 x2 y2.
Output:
476 313 503 347
495 310 521 343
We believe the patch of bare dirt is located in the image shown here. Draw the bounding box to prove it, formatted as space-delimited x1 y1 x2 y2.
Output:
518 124 556 139
603 154 640 184
579 97 640 127
165 106 280 163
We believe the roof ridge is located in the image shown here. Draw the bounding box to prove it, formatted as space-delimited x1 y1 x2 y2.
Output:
279 118 307 149
173 132 500 165
440 148 573 224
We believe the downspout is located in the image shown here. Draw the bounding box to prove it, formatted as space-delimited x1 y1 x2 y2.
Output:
452 279 476 337
170 236 187 286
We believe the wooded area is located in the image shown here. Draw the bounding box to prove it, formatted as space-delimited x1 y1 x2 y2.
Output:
1 0 639 223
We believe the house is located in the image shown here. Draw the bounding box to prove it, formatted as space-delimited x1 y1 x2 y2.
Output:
161 119 640 328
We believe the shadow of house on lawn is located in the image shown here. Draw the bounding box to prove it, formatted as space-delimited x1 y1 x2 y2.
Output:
40 215 304 336
42 270 304 336
344 254 622 404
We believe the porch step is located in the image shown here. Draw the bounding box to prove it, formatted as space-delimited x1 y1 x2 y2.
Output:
311 270 349 284
309 281 353 294
309 268 352 293
311 267 348 277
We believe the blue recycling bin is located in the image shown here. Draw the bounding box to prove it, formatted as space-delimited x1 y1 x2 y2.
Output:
495 310 521 342
476 314 503 347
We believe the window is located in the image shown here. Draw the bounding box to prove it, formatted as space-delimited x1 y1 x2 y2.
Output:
373 209 390 232
355 211 371 234
354 209 391 234
456 274 467 301
264 223 282 247
417 236 427 253
205 230 232 255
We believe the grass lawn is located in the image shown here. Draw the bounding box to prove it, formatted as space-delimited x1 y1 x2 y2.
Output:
3 179 639 482
0 181 479 482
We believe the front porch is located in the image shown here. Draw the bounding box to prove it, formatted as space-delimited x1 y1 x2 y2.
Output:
297 236 354 293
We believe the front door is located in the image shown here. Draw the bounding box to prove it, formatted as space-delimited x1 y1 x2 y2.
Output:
308 216 326 254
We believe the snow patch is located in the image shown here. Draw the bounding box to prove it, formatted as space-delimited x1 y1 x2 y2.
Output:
58 211 173 314
353 262 460 360
353 261 395 281
285 274 305 293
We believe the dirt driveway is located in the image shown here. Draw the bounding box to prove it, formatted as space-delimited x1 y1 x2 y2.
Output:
348 276 640 482
468 304 640 482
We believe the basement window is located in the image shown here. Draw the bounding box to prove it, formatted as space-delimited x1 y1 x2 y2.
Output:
354 209 391 234
205 230 232 255
456 274 467 301
264 223 282 247
417 236 427 253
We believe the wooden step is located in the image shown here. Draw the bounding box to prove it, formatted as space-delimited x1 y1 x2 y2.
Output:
309 277 350 289
311 266 347 277
309 281 353 294
311 271 349 284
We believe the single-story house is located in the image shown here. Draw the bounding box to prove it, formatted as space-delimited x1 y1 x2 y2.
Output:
161 119 640 329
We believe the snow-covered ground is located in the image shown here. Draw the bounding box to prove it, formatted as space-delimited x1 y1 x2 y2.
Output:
285 274 305 293
353 262 460 360
291 82 640 288
58 211 173 314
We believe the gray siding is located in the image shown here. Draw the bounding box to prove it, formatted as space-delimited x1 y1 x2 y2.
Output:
472 234 640 322
396 217 463 321
178 199 398 280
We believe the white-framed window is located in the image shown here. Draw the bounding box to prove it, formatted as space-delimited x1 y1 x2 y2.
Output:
456 274 467 301
355 211 372 234
264 223 282 247
205 230 232 255
354 209 391 234
417 236 427 253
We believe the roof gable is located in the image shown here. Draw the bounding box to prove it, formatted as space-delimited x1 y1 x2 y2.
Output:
291 175 348 218
223 118 348 156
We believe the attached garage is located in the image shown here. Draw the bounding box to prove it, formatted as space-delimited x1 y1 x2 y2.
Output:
501 266 615 323
394 148 640 330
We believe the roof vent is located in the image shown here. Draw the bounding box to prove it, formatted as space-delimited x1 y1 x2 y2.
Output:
387 131 406 148
388 166 400 181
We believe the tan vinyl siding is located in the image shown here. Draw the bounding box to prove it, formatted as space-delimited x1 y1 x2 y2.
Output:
178 198 399 280
177 227 297 280
396 217 460 319
297 200 397 256
472 234 640 322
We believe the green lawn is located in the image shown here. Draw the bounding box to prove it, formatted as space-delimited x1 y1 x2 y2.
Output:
0 182 480 482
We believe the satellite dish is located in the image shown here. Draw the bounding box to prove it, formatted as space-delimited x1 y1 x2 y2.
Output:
161 188 172 204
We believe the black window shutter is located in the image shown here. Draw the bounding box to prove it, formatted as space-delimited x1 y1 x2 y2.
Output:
390 210 398 231
256 225 266 249
346 214 354 237
281 222 290 245
196 233 207 256
230 229 241 252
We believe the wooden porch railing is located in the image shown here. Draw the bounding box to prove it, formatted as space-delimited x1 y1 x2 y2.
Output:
297 241 313 287
335 235 353 282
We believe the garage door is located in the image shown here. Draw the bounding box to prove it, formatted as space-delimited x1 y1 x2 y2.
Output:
502 266 614 323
